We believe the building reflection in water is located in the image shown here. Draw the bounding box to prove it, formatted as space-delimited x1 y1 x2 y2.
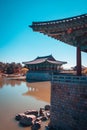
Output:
0 78 51 130
0 78 51 103
23 81 51 103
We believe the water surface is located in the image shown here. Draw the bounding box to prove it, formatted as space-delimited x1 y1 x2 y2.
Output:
0 78 51 130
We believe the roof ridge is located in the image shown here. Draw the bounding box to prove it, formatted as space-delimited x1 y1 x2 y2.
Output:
30 13 87 26
36 54 53 59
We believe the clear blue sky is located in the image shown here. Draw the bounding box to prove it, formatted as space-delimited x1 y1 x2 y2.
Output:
0 0 87 68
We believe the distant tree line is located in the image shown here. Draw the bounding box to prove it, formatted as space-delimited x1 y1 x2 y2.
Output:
0 62 22 74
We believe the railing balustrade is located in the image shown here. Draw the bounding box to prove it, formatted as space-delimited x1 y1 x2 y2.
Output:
52 75 87 84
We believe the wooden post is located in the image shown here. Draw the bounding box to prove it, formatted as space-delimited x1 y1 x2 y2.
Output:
77 46 82 76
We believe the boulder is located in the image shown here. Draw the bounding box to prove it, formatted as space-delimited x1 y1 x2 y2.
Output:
44 105 50 111
20 116 32 126
19 115 36 126
31 121 41 130
15 113 25 121
41 116 48 121
24 110 38 117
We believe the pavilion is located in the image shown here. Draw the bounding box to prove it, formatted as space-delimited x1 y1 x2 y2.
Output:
23 55 67 81
29 14 87 76
23 55 66 72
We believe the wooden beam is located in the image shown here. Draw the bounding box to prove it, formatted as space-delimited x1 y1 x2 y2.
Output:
76 46 82 76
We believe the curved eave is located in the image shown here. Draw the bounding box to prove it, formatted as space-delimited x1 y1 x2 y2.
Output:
23 59 46 65
47 60 67 65
23 60 67 65
30 14 87 26
30 14 87 53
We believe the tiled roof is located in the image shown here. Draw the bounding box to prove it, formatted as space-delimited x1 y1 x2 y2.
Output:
30 14 87 26
30 14 87 52
23 55 67 65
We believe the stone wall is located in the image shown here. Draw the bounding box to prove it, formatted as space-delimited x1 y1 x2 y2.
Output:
49 82 87 130
26 71 51 81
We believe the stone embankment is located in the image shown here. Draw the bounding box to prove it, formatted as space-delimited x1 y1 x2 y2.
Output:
15 105 50 130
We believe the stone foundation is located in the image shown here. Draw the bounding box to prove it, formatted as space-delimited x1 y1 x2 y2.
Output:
49 82 87 130
26 71 51 81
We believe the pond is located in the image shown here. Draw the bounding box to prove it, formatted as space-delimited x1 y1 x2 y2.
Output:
0 78 51 130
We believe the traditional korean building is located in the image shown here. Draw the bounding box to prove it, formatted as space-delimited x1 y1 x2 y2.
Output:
30 13 87 76
23 55 66 72
23 55 67 81
30 14 87 130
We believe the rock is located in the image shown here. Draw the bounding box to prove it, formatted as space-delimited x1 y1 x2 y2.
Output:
46 111 50 118
35 118 42 123
38 108 50 121
36 116 43 121
45 125 50 130
15 113 25 121
24 110 38 117
39 108 45 116
44 105 50 111
19 115 36 126
26 114 36 120
15 105 50 129
20 116 32 126
31 121 41 130
41 116 48 121
37 115 48 121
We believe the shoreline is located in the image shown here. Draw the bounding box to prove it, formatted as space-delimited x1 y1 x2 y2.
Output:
0 74 26 80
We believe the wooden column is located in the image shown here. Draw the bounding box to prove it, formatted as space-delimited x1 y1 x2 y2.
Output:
77 46 82 76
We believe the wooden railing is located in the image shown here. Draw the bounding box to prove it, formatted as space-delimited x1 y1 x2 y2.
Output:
52 75 87 84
